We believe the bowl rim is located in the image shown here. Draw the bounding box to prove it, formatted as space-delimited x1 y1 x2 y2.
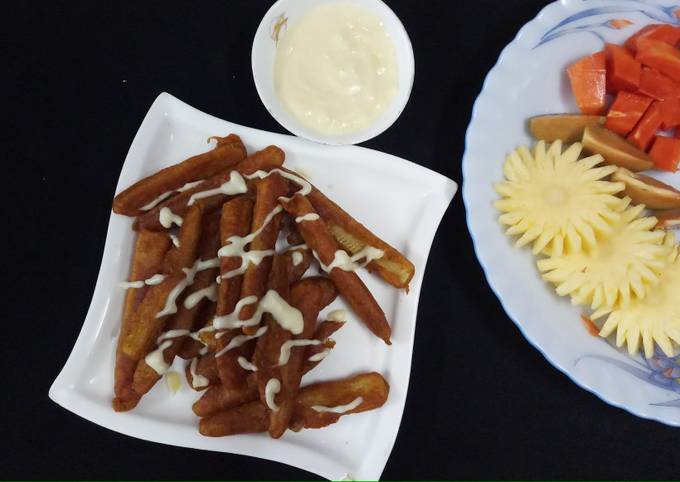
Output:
251 0 415 146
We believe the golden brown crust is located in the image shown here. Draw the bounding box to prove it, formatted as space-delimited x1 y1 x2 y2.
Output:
283 195 392 344
192 382 259 417
113 134 246 216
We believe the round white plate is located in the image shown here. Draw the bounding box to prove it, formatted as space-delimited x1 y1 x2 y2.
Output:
463 0 680 426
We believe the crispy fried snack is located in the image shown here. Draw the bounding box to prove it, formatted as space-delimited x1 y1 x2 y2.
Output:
239 173 290 335
186 352 220 391
134 146 285 231
283 247 313 284
114 231 171 406
283 195 392 344
113 205 203 411
132 211 221 396
113 134 246 216
213 196 256 388
284 168 414 290
302 320 344 374
192 382 259 418
176 303 215 360
267 277 337 439
199 372 389 437
290 372 389 431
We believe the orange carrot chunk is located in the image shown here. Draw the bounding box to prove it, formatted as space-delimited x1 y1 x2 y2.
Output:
658 98 680 129
637 67 680 100
605 43 641 93
636 38 680 82
627 101 664 150
649 136 680 172
567 51 607 115
605 91 653 136
625 24 680 53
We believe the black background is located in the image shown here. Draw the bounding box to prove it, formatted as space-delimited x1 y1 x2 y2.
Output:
4 0 676 479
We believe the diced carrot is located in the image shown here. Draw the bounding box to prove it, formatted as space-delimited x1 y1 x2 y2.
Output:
605 91 653 136
625 24 680 53
636 38 680 82
605 43 641 92
649 136 680 171
567 51 607 115
658 98 680 129
627 101 664 150
637 67 680 100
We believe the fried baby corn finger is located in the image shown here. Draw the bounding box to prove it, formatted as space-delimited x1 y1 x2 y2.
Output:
132 212 221 396
113 206 204 411
239 173 290 335
283 246 313 284
113 134 246 216
268 277 337 439
306 187 415 290
134 146 285 231
199 372 389 436
290 372 389 431
192 382 259 417
186 352 220 391
302 320 344 374
283 195 392 344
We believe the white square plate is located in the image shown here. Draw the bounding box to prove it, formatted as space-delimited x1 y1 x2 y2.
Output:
49 93 457 480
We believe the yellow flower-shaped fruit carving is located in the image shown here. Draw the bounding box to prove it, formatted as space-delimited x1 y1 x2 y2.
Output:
495 140 624 256
537 199 669 314
597 233 680 358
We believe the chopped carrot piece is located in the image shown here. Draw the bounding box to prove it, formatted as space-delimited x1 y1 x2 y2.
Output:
658 98 680 129
649 136 680 172
605 43 641 92
625 24 680 53
627 101 664 150
605 91 653 136
567 51 607 115
636 38 680 82
637 67 680 100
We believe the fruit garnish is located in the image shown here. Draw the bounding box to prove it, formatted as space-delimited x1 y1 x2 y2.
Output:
495 140 624 256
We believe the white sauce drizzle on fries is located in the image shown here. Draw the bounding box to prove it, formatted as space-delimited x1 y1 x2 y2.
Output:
213 290 304 334
237 356 258 372
140 180 205 211
291 251 303 266
327 309 347 322
295 213 319 223
145 329 191 375
189 357 210 389
156 258 220 318
314 246 384 273
187 171 247 206
169 234 180 248
119 273 166 289
278 339 322 366
311 396 363 414
159 207 184 228
183 284 218 310
308 348 331 362
265 378 281 411
245 169 312 202
214 325 269 358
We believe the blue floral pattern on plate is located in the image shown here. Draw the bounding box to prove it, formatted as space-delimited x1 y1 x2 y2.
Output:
535 1 680 49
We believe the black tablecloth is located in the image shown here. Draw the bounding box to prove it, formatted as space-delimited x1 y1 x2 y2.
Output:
5 1 675 479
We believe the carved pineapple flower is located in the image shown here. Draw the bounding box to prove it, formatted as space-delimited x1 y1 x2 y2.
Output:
495 140 624 256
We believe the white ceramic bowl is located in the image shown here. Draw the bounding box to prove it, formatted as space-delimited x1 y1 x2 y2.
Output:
252 0 415 145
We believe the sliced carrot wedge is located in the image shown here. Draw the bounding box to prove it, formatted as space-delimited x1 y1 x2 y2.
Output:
625 24 680 53
636 38 680 82
606 43 641 92
567 51 607 115
605 91 653 136
649 136 680 172
627 101 664 150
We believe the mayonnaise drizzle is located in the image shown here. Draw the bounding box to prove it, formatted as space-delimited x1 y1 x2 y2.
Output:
189 357 210 389
169 234 180 248
183 283 218 310
119 273 167 289
213 290 304 334
187 171 247 206
237 356 258 372
311 396 363 414
156 258 220 318
315 246 384 273
215 325 269 358
245 169 311 202
327 309 347 322
265 378 281 411
278 339 321 366
159 207 183 228
139 180 205 211
212 296 259 330
295 213 319 223
308 348 331 363
144 329 191 375
291 251 303 266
